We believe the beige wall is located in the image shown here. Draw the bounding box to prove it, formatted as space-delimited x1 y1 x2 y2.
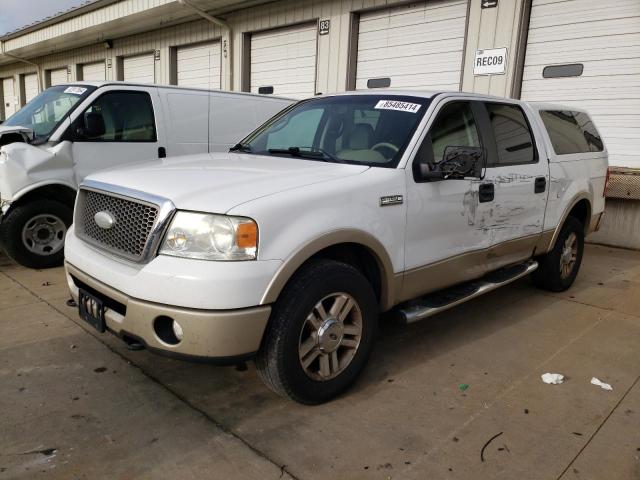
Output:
461 0 528 97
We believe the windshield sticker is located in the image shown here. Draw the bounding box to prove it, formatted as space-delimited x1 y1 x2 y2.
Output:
64 86 87 95
374 100 421 113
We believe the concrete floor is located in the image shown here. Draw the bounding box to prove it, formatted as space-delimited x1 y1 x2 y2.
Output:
1 244 639 479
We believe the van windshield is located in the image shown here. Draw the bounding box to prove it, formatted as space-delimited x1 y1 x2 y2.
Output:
4 85 95 143
234 95 431 167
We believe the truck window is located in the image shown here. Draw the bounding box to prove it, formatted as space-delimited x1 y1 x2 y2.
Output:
539 110 603 155
265 108 323 150
80 91 156 142
429 101 480 164
485 103 535 165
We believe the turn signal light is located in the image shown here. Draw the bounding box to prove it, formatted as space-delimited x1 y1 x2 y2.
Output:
236 222 258 249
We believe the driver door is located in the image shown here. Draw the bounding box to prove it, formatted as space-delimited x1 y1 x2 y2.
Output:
69 88 162 184
402 100 493 300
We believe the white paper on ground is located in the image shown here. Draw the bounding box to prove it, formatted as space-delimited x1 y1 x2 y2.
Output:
541 373 565 385
590 377 613 391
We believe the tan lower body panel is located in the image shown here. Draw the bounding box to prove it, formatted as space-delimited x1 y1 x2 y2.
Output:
399 233 544 303
65 262 271 359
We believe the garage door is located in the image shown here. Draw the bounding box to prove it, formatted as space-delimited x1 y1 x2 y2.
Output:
123 54 155 84
250 23 317 99
49 68 68 86
521 0 640 168
82 62 106 81
177 42 221 89
23 73 39 104
355 1 468 91
2 77 17 119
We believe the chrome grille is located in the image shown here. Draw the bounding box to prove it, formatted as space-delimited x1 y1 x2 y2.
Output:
77 189 159 261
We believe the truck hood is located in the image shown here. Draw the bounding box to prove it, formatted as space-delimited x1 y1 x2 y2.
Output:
86 152 370 213
0 125 33 142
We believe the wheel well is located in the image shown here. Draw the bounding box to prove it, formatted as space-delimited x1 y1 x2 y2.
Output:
567 199 591 232
10 184 77 210
308 243 383 304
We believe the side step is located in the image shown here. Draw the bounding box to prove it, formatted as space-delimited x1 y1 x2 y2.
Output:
398 260 538 324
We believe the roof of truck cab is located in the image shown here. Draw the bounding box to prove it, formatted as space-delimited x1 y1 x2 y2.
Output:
52 81 294 101
323 90 529 103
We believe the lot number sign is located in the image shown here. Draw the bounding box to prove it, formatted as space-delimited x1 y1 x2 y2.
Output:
474 47 507 75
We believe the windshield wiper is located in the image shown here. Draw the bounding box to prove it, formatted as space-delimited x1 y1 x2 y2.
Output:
229 142 252 153
267 146 341 163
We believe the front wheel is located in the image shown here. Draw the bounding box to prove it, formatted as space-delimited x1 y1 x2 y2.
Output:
0 199 72 269
255 259 378 404
532 216 584 292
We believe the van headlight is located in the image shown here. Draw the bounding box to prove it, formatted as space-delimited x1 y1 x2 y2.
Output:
159 212 258 261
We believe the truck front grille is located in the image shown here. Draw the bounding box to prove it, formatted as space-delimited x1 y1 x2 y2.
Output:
76 189 160 262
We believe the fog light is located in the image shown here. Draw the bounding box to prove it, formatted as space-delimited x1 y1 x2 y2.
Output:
172 320 184 341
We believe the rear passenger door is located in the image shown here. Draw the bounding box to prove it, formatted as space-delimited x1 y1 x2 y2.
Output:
479 102 548 270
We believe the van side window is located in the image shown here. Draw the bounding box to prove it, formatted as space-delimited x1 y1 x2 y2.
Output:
539 110 603 154
486 103 535 165
428 101 480 164
80 91 156 142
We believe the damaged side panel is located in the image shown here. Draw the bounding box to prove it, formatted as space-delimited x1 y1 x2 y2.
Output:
0 141 75 203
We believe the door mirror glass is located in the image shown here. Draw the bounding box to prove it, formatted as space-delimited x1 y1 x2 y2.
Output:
440 145 483 178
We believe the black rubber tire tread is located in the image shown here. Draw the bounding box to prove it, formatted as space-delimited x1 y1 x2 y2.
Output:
255 259 378 404
0 199 72 269
532 216 584 292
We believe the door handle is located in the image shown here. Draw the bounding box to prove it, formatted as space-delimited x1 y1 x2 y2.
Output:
479 183 494 203
535 176 546 193
158 146 166 158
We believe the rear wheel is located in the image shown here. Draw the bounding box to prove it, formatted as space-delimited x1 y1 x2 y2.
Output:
255 259 378 404
0 199 72 269
532 216 584 292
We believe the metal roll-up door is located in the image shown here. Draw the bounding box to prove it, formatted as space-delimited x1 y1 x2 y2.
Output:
23 73 39 104
2 78 17 119
250 23 317 99
123 54 155 84
355 0 468 91
177 41 221 89
521 0 640 168
82 62 106 81
49 68 68 86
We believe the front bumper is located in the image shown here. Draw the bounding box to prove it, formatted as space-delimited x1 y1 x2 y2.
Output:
66 262 271 361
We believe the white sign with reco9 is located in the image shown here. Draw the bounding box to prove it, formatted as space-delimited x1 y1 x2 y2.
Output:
474 47 507 75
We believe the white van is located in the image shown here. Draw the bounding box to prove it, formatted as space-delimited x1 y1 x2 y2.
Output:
0 82 293 268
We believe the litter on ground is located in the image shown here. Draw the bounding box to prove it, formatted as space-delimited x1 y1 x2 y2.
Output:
590 377 613 391
541 373 565 385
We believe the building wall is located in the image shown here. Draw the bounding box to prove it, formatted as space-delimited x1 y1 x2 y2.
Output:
0 0 528 109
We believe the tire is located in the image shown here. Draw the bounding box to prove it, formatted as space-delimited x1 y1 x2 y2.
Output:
255 259 378 404
0 199 72 269
532 216 584 292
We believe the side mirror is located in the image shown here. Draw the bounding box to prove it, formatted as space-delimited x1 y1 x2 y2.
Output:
416 146 484 182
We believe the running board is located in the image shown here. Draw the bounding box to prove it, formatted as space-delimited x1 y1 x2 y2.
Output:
398 260 538 324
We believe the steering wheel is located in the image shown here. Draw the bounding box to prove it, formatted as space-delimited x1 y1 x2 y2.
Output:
371 142 399 156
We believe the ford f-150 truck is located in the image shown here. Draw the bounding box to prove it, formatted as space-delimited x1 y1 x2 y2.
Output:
63 91 608 404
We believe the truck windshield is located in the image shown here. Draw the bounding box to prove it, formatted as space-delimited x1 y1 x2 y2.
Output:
3 85 96 143
234 94 431 167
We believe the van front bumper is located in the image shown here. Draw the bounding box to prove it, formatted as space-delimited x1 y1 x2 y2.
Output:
65 262 271 362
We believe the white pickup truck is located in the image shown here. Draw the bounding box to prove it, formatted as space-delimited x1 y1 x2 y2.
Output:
64 91 608 404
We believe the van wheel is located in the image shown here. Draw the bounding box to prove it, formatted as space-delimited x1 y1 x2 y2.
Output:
0 200 72 269
256 259 378 404
532 216 584 292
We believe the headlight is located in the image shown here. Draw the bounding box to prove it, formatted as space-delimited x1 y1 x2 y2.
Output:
159 211 258 261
